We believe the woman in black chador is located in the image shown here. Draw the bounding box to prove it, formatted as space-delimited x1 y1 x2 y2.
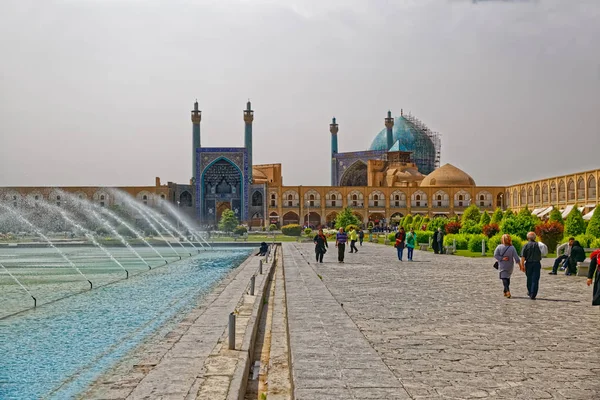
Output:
587 249 600 306
313 228 328 263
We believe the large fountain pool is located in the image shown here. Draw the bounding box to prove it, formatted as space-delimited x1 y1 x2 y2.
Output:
0 247 252 399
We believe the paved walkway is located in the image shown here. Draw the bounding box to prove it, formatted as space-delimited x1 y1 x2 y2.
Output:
284 242 599 400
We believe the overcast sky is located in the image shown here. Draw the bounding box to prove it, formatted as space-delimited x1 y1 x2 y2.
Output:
1 0 599 188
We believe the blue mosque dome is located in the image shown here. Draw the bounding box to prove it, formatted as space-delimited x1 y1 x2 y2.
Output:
369 116 437 175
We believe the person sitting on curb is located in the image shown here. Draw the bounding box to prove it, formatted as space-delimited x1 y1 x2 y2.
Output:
549 237 574 275
566 240 586 276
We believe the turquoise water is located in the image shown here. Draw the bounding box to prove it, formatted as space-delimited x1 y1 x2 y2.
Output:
0 247 252 399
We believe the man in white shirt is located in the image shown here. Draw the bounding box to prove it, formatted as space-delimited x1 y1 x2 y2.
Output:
549 237 574 275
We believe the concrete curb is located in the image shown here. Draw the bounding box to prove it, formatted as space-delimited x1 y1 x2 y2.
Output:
227 246 278 400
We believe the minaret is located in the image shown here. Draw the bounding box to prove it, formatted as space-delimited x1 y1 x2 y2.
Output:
330 117 339 186
244 100 254 182
385 110 394 151
191 100 202 182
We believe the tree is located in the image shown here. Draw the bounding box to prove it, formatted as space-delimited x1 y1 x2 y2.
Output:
335 207 360 229
501 213 536 240
586 206 600 238
564 206 586 237
427 217 448 232
218 209 239 233
504 209 514 219
535 221 564 252
462 204 481 224
479 211 491 226
548 207 564 225
402 214 414 230
412 215 422 231
490 208 504 225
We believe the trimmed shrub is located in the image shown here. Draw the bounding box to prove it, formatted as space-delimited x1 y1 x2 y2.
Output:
412 215 423 231
462 204 481 224
585 206 600 238
445 221 462 234
535 222 564 252
512 236 523 255
460 220 482 235
482 223 500 238
490 208 504 225
574 234 595 248
403 215 414 230
504 209 514 219
427 217 448 232
590 238 600 249
388 233 396 243
468 234 489 253
269 224 277 231
304 228 313 236
501 214 536 240
479 211 491 226
233 225 248 235
443 234 469 250
416 231 433 244
421 217 430 230
548 208 564 225
488 234 503 252
565 207 586 237
281 224 302 237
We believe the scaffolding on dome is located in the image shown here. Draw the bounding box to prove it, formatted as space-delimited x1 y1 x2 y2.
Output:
403 112 442 171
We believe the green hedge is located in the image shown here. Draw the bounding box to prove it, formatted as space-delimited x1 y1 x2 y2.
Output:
269 224 278 231
233 225 247 235
388 233 396 243
591 238 600 248
468 234 489 253
416 231 433 244
443 234 469 250
574 234 595 248
488 234 503 252
281 224 302 237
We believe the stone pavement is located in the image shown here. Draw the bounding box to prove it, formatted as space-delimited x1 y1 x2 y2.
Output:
285 242 600 400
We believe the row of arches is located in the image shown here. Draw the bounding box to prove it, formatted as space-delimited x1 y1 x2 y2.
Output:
1 190 168 208
270 210 417 228
271 190 495 208
511 176 598 207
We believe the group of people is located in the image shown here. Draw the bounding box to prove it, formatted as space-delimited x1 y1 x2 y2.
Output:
313 227 364 264
310 226 599 306
393 227 416 261
493 232 600 305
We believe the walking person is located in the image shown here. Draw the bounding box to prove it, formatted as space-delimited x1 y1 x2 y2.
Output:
394 227 406 261
335 227 347 263
349 227 359 253
493 234 521 298
586 249 600 306
406 228 416 261
313 228 328 264
358 228 364 246
520 232 548 300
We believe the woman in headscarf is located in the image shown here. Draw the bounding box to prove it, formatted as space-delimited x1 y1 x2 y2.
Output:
587 249 600 306
566 240 586 276
493 234 521 298
313 228 328 263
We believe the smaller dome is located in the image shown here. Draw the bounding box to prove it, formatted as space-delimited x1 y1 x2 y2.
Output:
420 163 476 187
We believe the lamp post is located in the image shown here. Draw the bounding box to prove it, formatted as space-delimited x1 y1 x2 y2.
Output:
306 200 310 229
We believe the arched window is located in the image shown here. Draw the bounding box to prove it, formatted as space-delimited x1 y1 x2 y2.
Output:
437 195 442 207
352 194 358 207
373 194 379 207
520 188 526 205
542 183 548 203
577 178 585 200
309 194 315 207
142 194 148 205
287 194 293 207
416 194 421 207
550 182 557 202
534 185 540 204
558 181 566 201
567 179 575 201
588 176 597 199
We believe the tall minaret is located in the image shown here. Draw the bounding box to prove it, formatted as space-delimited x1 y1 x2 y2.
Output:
330 117 339 186
244 100 254 182
191 100 202 182
385 110 394 151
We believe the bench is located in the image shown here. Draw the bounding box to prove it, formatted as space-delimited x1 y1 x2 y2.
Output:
418 243 429 251
444 245 456 255
577 247 599 276
232 234 248 242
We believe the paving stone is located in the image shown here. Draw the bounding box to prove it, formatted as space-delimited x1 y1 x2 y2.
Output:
289 242 600 400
